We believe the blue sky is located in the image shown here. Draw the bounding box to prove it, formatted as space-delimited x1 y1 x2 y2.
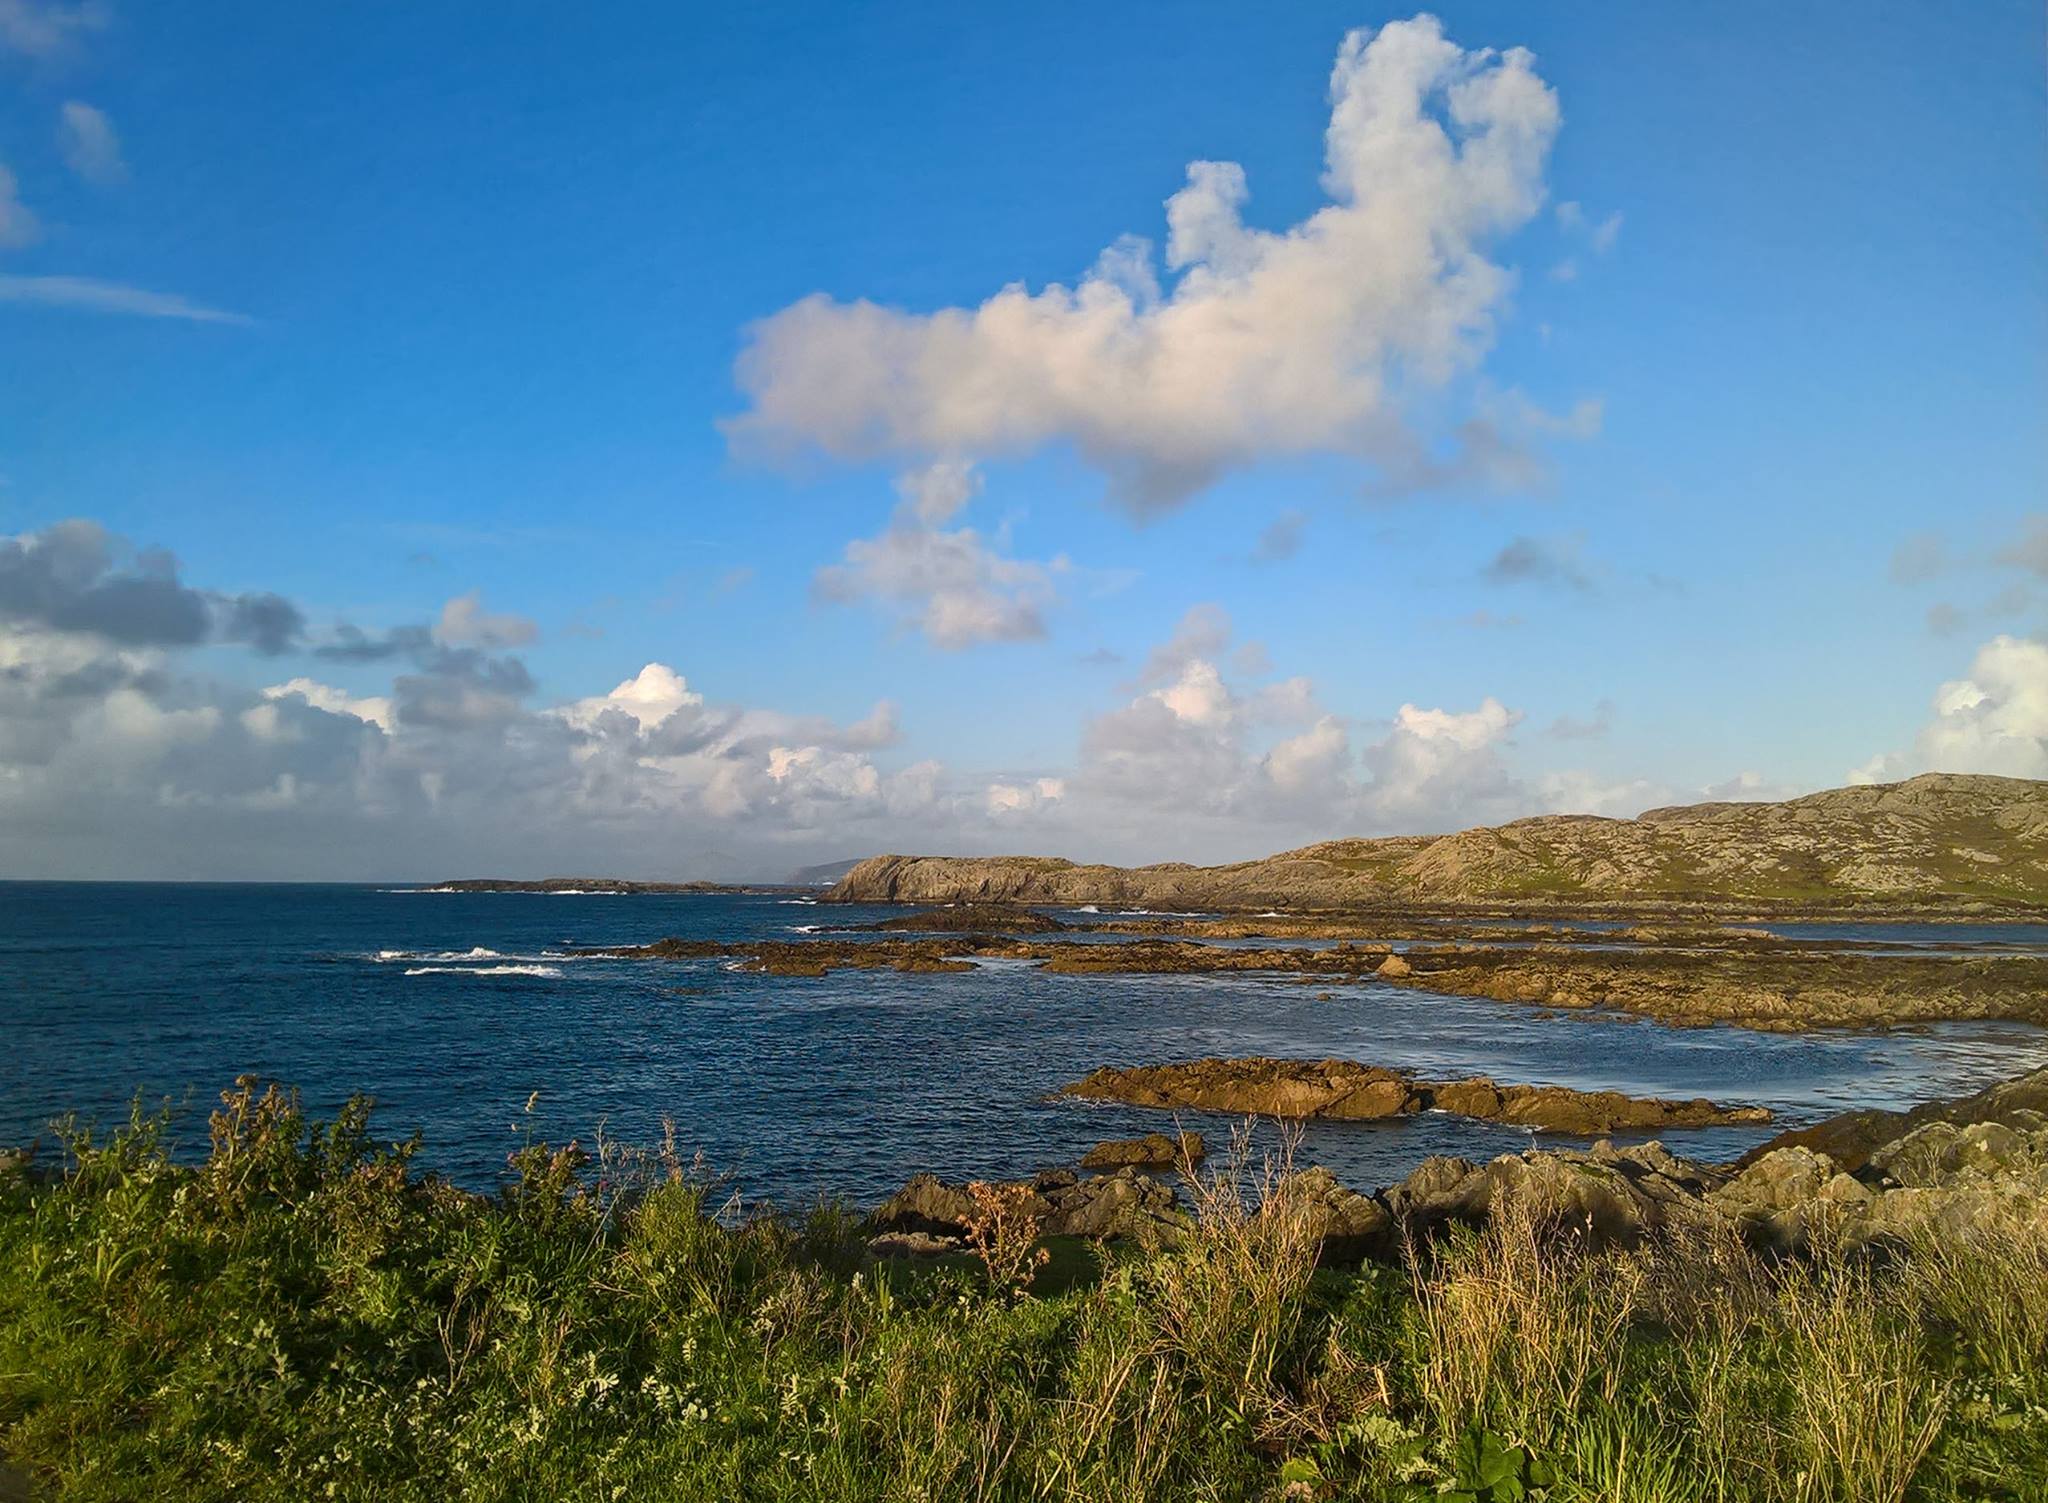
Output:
0 1 2043 879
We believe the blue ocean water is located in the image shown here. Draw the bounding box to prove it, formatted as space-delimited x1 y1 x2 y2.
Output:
3 882 2045 1209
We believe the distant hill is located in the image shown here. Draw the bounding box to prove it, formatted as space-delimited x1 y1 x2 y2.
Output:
824 774 2048 913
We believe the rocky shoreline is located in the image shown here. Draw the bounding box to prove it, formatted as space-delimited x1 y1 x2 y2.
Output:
586 918 2048 1032
1061 1056 1772 1132
865 1065 2048 1266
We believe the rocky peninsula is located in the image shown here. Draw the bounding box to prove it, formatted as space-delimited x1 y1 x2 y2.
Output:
824 772 2048 915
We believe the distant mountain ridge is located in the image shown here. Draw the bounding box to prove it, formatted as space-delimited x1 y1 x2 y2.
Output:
824 774 2048 913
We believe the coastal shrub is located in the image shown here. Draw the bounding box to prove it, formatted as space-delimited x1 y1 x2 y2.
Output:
1 1084 2045 1501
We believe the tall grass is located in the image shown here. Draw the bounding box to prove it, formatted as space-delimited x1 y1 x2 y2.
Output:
0 1082 2043 1501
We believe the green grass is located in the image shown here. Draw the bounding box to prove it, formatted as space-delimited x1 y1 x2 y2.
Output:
2 1082 2045 1501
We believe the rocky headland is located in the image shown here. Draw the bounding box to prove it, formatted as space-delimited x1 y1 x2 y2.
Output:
824 773 2048 915
1061 1057 1772 1132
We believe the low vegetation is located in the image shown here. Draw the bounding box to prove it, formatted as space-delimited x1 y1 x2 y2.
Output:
2 1081 2044 1501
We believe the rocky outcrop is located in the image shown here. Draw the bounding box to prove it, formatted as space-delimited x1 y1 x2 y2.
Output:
1386 1140 1725 1246
1080 1132 1205 1169
1388 1065 2048 1254
873 904 1065 934
825 774 2048 912
1737 1066 2048 1170
1380 946 2048 1031
1273 1165 1392 1261
870 1168 1190 1250
1063 1058 1771 1133
871 1067 2048 1266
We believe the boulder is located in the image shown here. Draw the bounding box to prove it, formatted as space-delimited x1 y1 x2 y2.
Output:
1375 953 1414 979
1080 1132 1205 1170
1275 1165 1393 1262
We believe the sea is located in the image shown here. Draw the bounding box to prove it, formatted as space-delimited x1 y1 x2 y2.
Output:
4 881 2046 1210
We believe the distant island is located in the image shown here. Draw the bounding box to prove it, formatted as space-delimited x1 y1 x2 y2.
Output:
824 773 2048 916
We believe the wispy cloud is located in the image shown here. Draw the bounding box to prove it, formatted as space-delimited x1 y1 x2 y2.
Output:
0 164 39 248
0 0 105 58
57 101 127 186
0 274 250 324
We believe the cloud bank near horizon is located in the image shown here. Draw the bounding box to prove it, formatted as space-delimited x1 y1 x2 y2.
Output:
6 517 2030 882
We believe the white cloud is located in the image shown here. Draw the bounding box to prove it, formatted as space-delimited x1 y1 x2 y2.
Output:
987 776 1065 815
263 678 395 734
1916 636 2048 778
57 101 125 185
1537 770 1660 818
1853 635 2048 783
726 16 1564 514
559 663 704 734
0 0 103 57
0 274 250 324
896 460 983 525
814 516 1064 650
0 164 40 248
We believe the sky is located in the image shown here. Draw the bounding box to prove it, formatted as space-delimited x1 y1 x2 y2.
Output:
0 1 2043 881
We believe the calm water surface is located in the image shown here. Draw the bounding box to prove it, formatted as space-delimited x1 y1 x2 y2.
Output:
4 882 2045 1207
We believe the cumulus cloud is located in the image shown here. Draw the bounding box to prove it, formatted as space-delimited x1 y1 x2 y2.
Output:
813 491 1066 650
1909 637 2048 778
1060 608 1530 843
1851 635 2048 783
57 101 125 185
0 519 304 652
727 16 1565 514
263 678 394 733
0 555 956 881
1536 769 1659 818
987 776 1066 815
1133 604 1223 684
